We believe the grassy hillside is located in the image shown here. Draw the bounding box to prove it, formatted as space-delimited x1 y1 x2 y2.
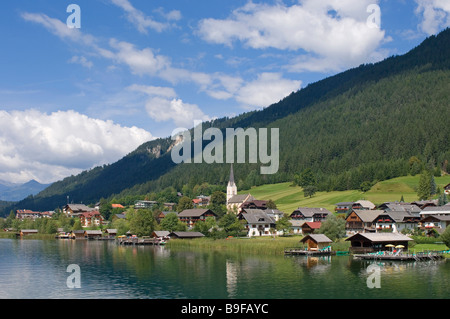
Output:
243 175 450 214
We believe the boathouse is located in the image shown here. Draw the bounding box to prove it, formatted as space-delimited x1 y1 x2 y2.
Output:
300 234 332 251
19 229 38 237
169 231 205 239
346 233 413 253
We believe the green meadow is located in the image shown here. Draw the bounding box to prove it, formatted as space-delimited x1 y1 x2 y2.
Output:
240 175 450 214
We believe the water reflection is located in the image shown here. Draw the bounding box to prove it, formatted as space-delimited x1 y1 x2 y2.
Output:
0 239 449 299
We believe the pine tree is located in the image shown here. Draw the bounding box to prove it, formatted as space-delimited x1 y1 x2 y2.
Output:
417 171 432 200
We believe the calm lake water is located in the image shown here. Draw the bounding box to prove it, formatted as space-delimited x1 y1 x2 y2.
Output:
0 238 449 299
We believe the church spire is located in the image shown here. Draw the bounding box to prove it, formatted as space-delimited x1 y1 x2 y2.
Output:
227 164 237 203
229 163 235 185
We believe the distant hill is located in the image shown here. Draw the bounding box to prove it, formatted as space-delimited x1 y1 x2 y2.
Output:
0 180 51 202
2 28 450 215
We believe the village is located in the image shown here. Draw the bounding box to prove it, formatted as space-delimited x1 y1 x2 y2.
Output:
5 165 450 260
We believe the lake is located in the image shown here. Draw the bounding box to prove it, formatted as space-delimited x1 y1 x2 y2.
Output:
0 238 449 299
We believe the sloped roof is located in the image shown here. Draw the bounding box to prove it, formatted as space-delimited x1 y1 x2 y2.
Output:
351 209 384 222
301 234 332 244
228 194 254 204
178 209 215 217
355 200 376 209
346 232 413 242
169 231 205 238
292 207 330 217
240 211 276 224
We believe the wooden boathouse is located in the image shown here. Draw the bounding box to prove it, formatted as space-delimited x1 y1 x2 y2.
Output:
285 234 335 256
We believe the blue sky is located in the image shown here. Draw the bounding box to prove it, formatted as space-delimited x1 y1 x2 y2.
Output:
0 0 449 184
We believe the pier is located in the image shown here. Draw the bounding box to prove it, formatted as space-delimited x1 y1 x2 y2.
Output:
284 248 336 256
353 251 445 261
117 236 166 246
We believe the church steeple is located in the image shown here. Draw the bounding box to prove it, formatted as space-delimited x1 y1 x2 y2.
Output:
227 164 237 203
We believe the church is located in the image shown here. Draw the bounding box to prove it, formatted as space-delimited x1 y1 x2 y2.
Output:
226 164 255 213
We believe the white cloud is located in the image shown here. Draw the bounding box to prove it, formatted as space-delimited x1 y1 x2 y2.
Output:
130 85 211 128
235 73 301 108
110 0 180 34
69 56 93 69
415 0 450 35
0 110 154 183
145 97 211 128
197 0 387 72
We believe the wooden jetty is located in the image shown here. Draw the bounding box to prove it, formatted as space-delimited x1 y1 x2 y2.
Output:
284 248 336 256
117 236 166 246
353 251 445 261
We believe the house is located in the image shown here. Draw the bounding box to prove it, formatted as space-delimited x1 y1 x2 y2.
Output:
289 220 306 234
420 215 450 235
178 209 217 228
420 205 450 218
240 200 269 210
378 202 422 217
335 202 362 214
346 232 413 253
169 231 205 239
373 210 419 233
345 210 384 234
227 194 255 213
112 213 126 222
134 200 158 209
111 204 124 209
156 211 177 222
300 234 333 251
16 210 41 220
84 230 102 239
237 210 277 237
265 209 284 222
192 196 210 207
79 211 104 228
163 203 176 211
355 200 376 210
444 183 450 195
290 207 330 222
19 229 38 237
301 222 322 234
64 204 96 217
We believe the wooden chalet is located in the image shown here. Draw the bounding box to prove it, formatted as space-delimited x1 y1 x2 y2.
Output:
178 209 217 228
300 234 333 251
335 202 362 214
240 200 269 210
420 215 450 236
301 221 321 234
373 210 419 233
290 207 330 222
346 233 413 253
345 209 383 234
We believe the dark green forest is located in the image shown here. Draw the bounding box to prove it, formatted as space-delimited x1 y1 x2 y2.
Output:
2 28 450 215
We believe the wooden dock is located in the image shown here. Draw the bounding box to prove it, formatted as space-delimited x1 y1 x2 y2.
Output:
117 237 166 246
284 248 336 256
353 251 445 261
